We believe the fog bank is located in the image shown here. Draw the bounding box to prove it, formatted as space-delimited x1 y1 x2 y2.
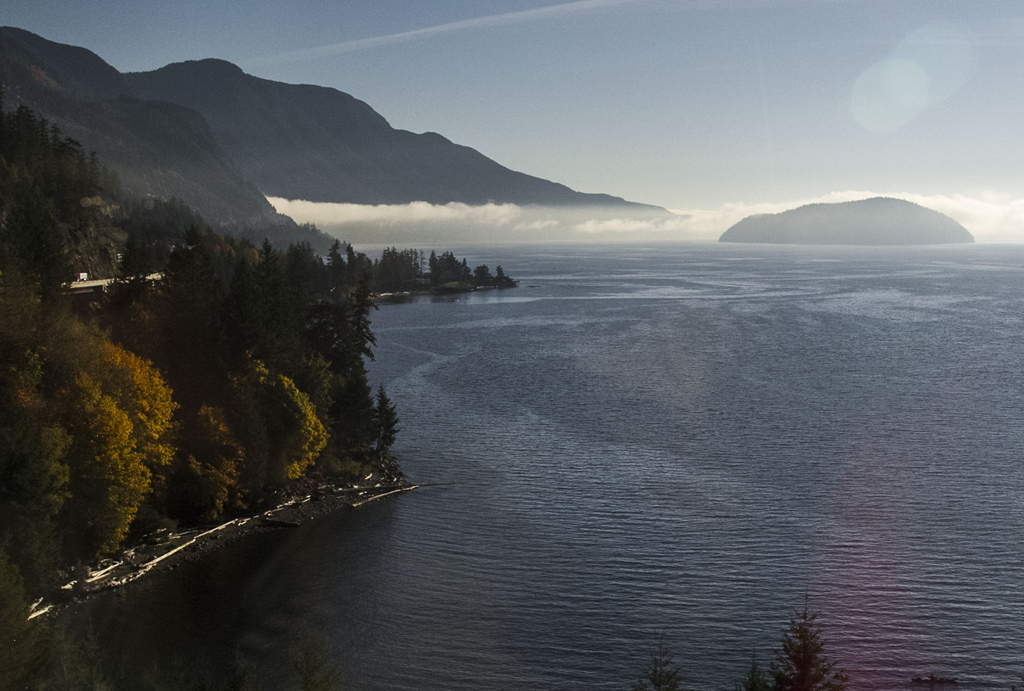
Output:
269 192 1024 247
268 197 689 246
683 191 1024 244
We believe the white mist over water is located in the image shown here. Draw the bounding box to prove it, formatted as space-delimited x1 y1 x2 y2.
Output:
268 197 694 245
269 192 1024 245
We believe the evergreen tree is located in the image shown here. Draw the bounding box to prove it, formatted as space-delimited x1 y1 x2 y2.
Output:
494 265 514 287
11 196 70 296
331 372 375 456
373 247 421 293
473 264 493 287
254 239 287 354
344 243 372 289
770 606 848 691
632 641 682 691
156 225 228 411
373 385 399 454
327 270 378 454
0 266 70 593
347 270 377 363
736 655 772 691
224 254 262 356
0 544 43 690
326 239 346 296
0 102 120 290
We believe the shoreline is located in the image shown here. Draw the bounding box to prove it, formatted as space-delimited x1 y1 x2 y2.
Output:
374 282 519 304
29 471 417 621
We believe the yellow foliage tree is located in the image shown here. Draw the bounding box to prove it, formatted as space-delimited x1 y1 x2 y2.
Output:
59 342 177 557
93 340 177 475
276 373 328 481
64 373 150 556
230 355 327 486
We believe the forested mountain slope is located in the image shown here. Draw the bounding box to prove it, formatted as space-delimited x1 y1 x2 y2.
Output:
0 27 282 228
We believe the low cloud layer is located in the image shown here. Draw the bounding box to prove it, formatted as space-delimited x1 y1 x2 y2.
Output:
674 191 1024 244
268 197 692 246
269 192 1024 247
272 199 521 227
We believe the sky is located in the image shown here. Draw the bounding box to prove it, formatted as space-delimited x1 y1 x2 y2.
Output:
5 0 1024 241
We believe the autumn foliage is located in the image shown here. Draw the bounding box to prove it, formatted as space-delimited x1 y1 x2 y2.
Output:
0 99 399 604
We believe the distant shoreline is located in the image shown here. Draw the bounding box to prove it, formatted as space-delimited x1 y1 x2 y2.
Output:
375 282 518 304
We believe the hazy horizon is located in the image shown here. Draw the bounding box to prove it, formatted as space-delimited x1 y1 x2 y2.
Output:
270 190 1024 246
6 1 1024 242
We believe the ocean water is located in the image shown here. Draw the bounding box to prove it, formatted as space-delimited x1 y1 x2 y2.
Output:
80 243 1024 690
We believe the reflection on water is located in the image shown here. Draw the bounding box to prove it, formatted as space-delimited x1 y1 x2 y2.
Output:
79 244 1024 690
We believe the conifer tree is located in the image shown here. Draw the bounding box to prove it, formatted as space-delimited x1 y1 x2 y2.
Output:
0 545 44 690
632 640 682 691
326 239 346 296
373 385 399 454
770 606 848 691
736 655 772 691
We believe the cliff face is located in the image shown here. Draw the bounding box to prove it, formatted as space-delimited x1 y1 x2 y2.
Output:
719 198 974 245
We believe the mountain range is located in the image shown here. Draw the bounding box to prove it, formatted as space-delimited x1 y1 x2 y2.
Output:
0 27 663 236
0 27 278 227
125 59 659 210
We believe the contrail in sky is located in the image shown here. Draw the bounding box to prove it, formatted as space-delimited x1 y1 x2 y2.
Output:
246 0 639 66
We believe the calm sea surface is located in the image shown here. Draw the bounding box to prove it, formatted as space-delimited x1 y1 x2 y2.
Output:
82 243 1024 690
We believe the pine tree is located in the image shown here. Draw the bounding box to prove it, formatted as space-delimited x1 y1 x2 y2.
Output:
348 271 377 363
736 654 772 691
373 385 399 454
325 240 344 298
0 544 43 689
632 640 682 691
770 606 848 691
473 264 493 287
428 250 438 286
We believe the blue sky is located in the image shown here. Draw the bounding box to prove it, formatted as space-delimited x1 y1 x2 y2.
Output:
5 1 1024 240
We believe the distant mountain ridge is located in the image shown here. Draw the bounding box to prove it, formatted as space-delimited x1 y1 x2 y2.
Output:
0 26 665 233
124 59 661 210
719 197 974 245
0 26 281 227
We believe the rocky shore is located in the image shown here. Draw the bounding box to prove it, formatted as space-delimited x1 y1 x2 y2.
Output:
28 466 416 621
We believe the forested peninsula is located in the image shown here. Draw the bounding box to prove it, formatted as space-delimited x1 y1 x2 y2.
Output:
0 94 512 687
